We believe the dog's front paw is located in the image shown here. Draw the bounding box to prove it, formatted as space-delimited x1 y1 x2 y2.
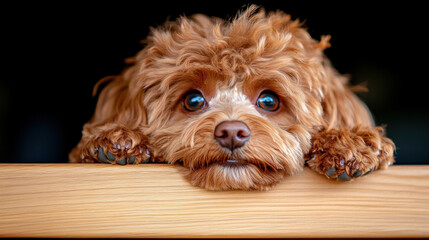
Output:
306 127 395 181
82 125 152 165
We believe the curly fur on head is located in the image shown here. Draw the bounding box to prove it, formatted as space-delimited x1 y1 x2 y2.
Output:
70 5 395 190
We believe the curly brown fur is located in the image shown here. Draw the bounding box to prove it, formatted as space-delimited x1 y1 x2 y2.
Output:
69 5 395 190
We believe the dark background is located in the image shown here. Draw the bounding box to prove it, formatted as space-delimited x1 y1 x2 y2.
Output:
2 1 428 164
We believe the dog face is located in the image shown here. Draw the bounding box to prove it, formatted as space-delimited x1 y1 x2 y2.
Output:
133 6 331 190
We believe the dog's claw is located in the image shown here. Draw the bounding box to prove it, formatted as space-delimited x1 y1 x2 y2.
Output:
97 147 111 164
337 172 350 181
107 151 116 161
117 157 127 165
96 146 150 165
352 170 363 178
326 167 336 178
128 155 136 164
364 166 375 176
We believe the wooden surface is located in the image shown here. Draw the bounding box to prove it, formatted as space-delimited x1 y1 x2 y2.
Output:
0 164 428 238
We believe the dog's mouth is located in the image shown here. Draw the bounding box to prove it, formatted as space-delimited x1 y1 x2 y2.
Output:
223 159 247 166
179 157 286 191
175 158 253 169
187 158 282 173
172 150 286 173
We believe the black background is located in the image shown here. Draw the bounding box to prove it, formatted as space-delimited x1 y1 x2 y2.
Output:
2 1 428 164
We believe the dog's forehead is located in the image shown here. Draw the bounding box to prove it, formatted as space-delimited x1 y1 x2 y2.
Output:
208 85 261 118
209 85 250 105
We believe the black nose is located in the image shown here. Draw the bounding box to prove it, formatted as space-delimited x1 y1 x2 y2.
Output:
214 121 250 151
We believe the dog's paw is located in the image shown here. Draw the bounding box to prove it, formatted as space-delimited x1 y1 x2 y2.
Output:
94 145 150 165
81 125 152 165
305 127 395 181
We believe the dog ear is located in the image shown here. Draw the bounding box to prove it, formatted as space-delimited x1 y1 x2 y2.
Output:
319 57 374 129
87 60 147 130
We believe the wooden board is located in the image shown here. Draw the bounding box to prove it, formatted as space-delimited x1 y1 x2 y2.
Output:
0 164 428 238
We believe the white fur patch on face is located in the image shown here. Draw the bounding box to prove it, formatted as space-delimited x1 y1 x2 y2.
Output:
208 87 260 119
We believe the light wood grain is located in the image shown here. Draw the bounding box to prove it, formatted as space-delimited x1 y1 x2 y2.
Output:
0 164 428 238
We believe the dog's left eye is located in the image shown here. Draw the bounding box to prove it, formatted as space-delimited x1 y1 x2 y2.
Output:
256 90 279 112
183 90 206 112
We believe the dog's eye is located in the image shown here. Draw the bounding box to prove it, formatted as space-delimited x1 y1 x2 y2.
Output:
256 91 279 112
183 90 206 112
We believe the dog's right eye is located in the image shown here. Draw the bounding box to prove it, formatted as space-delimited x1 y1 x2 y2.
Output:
256 90 280 112
183 90 206 112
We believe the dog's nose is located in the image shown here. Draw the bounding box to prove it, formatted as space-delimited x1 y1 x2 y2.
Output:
214 121 250 151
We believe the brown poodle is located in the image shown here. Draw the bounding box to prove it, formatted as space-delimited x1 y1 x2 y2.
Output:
69 5 395 190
